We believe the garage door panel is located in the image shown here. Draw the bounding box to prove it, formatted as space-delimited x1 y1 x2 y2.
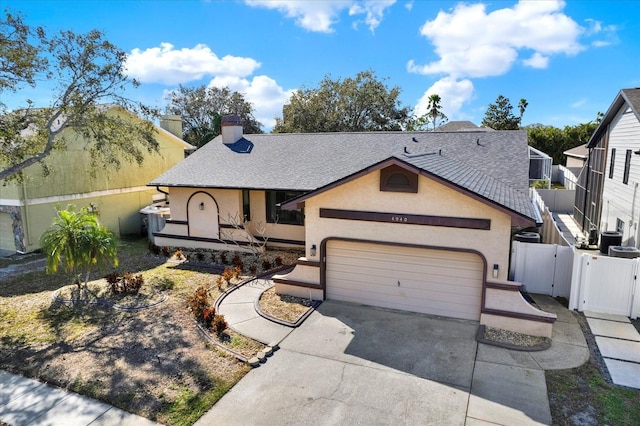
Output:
326 270 480 293
328 256 482 279
328 285 482 308
329 288 480 320
326 240 483 321
330 246 482 271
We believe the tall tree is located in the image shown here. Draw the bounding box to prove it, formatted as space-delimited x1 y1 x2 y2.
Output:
164 84 263 147
527 119 598 165
273 70 410 133
425 94 448 130
0 10 159 182
40 206 118 288
481 95 527 130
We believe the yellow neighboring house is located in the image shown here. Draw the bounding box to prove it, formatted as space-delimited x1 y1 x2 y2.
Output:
0 107 193 254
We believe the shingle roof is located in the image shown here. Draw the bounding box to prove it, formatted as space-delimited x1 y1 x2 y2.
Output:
435 121 483 132
563 143 588 158
403 154 536 221
150 130 530 193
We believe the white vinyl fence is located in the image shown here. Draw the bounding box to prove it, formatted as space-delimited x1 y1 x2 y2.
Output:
570 254 640 319
510 241 574 298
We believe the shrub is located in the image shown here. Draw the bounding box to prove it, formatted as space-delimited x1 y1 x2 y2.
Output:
233 265 242 280
161 246 170 257
212 314 228 336
275 256 283 267
106 271 144 294
202 307 216 329
122 272 144 294
148 242 161 255
210 253 216 263
261 259 271 271
196 252 205 262
249 265 257 275
215 276 225 291
105 272 120 293
187 286 212 324
219 252 227 264
221 267 235 283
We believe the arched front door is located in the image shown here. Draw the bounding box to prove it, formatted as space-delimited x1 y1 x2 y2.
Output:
187 192 219 239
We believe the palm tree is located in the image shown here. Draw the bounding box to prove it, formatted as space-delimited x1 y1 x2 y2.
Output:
426 94 448 130
40 205 118 288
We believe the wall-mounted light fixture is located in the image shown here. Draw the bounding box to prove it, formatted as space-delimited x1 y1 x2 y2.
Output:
310 244 317 257
199 202 205 210
493 264 499 278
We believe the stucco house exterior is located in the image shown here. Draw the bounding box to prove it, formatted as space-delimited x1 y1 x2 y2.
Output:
0 107 193 254
148 116 557 336
574 88 640 245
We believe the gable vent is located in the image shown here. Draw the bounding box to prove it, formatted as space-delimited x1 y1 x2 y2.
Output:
387 173 411 187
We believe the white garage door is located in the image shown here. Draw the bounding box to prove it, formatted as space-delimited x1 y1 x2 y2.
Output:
326 240 484 321
0 212 15 252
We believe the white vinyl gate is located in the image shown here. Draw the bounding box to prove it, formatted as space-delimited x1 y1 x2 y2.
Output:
509 241 574 298
569 254 640 319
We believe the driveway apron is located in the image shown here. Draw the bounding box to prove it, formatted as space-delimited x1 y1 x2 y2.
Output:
198 301 478 425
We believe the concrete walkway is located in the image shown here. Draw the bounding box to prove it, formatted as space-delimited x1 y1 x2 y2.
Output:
585 310 640 389
216 276 295 345
0 371 158 426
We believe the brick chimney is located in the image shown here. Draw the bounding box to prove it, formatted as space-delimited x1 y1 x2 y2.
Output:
159 115 183 139
221 115 243 144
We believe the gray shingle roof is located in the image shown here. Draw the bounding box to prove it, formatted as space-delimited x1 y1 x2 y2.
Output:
150 130 530 193
402 153 536 221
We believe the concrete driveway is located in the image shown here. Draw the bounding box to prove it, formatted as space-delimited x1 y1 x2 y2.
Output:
198 301 480 425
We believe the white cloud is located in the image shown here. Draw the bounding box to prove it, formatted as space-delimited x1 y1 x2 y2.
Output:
245 0 394 33
571 98 587 108
125 43 260 85
414 77 475 119
409 0 584 79
349 1 396 32
584 18 619 47
209 75 293 130
523 52 549 69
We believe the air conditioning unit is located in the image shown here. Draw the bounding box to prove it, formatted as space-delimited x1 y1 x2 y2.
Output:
608 246 640 259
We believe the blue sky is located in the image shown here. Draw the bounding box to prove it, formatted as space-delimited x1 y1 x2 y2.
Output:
4 0 639 131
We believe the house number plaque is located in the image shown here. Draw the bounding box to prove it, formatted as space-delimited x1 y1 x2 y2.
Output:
319 208 491 230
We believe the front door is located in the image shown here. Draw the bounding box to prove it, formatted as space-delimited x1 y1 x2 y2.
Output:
188 192 219 239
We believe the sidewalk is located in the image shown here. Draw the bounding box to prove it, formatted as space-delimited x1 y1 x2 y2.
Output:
0 371 158 426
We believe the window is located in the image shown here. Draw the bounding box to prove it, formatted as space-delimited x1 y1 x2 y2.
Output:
609 148 616 179
623 149 632 184
242 190 251 221
380 165 418 193
616 218 625 234
265 191 305 225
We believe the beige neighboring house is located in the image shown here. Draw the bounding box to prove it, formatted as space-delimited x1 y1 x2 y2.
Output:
0 107 193 254
148 116 557 337
564 143 588 171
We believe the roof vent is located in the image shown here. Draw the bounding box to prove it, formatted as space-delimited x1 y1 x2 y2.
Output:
221 115 243 145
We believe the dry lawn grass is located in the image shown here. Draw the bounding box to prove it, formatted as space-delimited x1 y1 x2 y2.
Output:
0 238 269 425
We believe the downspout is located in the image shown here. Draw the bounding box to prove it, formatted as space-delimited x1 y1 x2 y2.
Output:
20 179 31 251
582 147 592 232
155 186 169 198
